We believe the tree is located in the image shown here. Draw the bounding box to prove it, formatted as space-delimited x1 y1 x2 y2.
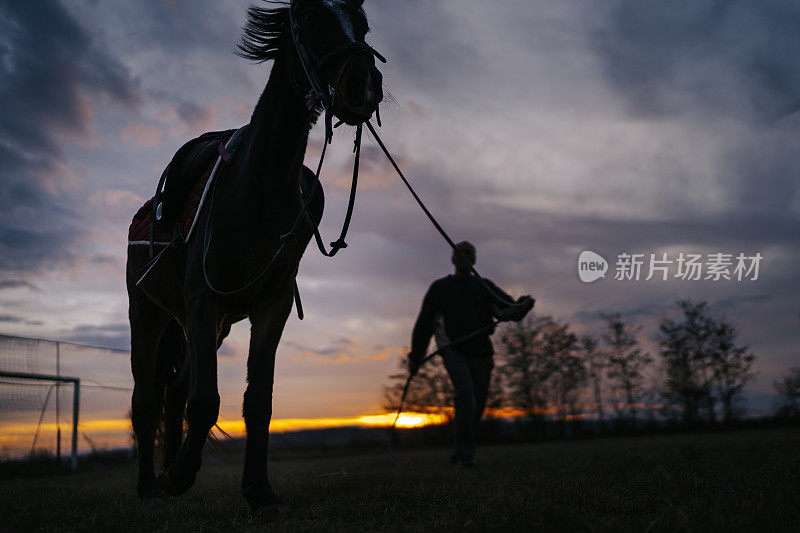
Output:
495 316 550 425
658 300 716 425
581 335 606 429
383 356 454 421
774 368 800 418
540 319 586 432
602 314 652 427
496 315 586 436
658 299 756 425
709 321 756 422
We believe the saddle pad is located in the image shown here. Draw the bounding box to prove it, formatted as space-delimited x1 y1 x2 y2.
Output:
128 126 247 246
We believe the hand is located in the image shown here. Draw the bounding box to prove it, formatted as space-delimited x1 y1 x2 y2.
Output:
498 295 535 322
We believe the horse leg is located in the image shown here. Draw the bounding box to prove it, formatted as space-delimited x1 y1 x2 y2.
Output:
129 287 170 499
160 321 228 469
161 319 228 471
241 283 294 514
159 294 220 496
160 321 188 471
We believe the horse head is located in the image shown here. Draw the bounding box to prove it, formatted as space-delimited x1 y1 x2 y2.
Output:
237 0 384 126
291 0 384 125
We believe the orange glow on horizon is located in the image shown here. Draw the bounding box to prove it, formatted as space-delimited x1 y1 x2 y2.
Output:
215 411 449 434
0 407 590 450
0 411 450 453
4 408 578 457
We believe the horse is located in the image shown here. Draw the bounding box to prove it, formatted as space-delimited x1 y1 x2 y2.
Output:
125 0 383 515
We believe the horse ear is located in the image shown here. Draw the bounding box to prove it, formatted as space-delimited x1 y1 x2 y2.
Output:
349 0 365 7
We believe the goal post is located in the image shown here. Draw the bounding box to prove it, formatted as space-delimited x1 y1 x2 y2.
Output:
0 370 80 470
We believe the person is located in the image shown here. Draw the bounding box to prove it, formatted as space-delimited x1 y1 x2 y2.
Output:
408 241 533 467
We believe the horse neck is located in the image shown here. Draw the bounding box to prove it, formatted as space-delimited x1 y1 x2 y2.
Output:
240 55 311 207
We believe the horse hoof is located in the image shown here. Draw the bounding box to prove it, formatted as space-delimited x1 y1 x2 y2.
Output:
137 477 163 500
158 467 195 497
243 485 285 521
138 488 164 501
250 503 287 524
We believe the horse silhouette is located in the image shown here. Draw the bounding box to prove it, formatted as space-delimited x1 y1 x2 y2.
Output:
125 0 383 515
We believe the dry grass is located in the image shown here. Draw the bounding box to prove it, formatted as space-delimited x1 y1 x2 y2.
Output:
2 427 800 531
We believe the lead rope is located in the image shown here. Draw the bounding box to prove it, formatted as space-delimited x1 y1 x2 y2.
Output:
364 120 518 308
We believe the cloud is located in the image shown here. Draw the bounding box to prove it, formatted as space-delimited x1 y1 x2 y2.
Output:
0 314 43 326
0 1 139 275
0 280 38 291
592 0 800 217
593 1 800 121
121 122 164 148
60 323 131 351
283 336 403 364
174 102 218 130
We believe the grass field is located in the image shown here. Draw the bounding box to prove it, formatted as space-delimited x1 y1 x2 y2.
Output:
2 427 800 532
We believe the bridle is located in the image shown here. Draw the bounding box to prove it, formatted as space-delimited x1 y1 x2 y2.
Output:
287 3 386 142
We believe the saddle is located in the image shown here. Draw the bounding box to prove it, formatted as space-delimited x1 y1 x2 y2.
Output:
128 126 247 245
128 122 324 252
130 126 324 322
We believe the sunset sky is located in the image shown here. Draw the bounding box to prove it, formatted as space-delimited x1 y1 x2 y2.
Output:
1 0 799 450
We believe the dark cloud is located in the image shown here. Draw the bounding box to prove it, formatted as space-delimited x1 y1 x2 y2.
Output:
0 280 38 291
592 0 800 221
593 0 800 121
0 1 139 274
60 323 131 351
366 0 479 96
176 101 215 129
0 314 43 326
283 336 354 357
89 1 243 54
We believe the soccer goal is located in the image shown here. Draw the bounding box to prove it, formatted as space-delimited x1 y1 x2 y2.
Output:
0 369 80 470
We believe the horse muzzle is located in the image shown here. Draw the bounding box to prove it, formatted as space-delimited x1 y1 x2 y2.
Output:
338 64 383 125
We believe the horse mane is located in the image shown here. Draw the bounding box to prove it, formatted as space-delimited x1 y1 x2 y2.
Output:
236 2 291 63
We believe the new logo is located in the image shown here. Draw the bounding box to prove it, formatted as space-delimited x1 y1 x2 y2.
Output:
578 251 608 283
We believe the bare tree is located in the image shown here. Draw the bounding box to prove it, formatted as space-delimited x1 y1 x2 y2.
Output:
484 371 506 413
496 315 586 436
581 335 606 429
658 300 716 425
709 321 756 422
602 314 652 427
774 368 800 418
540 319 585 432
658 299 756 425
384 356 454 422
495 317 550 427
